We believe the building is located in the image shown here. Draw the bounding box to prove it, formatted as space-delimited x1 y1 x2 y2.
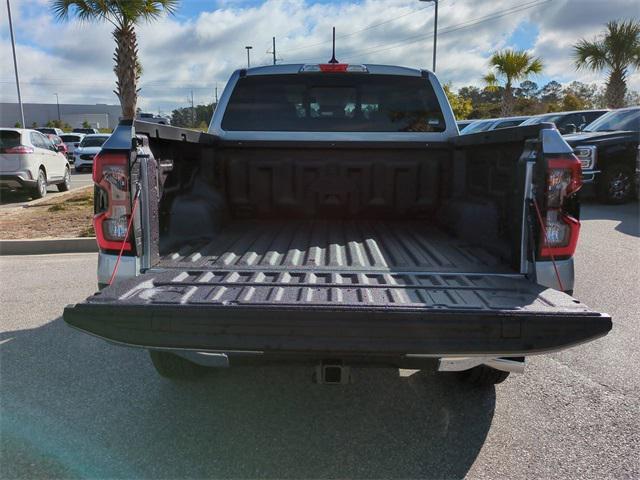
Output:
0 102 122 129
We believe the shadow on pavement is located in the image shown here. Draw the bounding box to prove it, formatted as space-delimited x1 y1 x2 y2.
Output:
1 318 495 479
0 190 36 206
581 200 639 237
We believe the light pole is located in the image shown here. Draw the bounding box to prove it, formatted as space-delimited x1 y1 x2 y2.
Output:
419 0 438 72
245 45 253 68
6 0 25 127
55 93 60 121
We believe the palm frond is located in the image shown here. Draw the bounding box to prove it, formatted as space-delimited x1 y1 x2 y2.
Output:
120 0 179 24
486 49 543 84
573 38 608 71
483 72 499 91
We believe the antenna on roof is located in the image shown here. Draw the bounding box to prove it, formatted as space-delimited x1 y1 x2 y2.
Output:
328 26 338 64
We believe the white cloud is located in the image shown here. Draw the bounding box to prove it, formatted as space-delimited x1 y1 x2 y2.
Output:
0 0 638 115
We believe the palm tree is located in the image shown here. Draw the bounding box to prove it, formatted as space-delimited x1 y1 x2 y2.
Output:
483 49 543 116
52 0 179 120
573 20 640 109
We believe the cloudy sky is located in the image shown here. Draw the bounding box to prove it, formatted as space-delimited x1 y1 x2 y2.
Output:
1 0 638 115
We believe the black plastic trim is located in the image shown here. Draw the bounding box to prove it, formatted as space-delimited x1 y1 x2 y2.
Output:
64 303 611 356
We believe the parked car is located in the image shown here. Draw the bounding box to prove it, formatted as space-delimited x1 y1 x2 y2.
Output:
564 106 640 204
64 64 611 387
520 109 608 135
73 134 110 172
59 133 85 161
47 134 68 158
459 116 529 134
36 127 64 136
0 128 71 198
73 127 100 134
456 120 474 130
137 112 171 125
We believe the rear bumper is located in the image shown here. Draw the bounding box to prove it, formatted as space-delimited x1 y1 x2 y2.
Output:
63 303 612 357
0 173 37 189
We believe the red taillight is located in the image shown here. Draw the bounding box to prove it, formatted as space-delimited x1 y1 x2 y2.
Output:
539 155 582 259
319 63 349 72
92 151 134 253
2 145 34 154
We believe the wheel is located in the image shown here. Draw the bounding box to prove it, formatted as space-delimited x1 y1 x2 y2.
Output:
598 164 635 204
149 351 206 380
457 365 510 387
31 169 47 199
57 167 71 192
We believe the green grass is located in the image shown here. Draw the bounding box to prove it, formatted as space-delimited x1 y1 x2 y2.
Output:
47 203 67 212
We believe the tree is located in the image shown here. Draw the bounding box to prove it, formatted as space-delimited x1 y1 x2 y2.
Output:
563 81 599 109
82 120 91 129
539 80 563 110
46 119 65 128
443 84 472 119
483 49 543 116
625 90 640 106
171 103 214 128
573 20 640 108
519 80 539 99
562 93 586 111
53 0 178 120
14 122 22 128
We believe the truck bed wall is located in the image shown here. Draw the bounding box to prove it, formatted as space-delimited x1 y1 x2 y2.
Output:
137 127 536 272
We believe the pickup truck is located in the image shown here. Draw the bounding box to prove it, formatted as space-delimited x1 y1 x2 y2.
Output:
565 106 639 204
63 64 611 386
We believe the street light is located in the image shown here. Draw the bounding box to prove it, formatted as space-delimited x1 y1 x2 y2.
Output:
419 0 438 72
54 93 60 121
6 0 25 127
245 45 253 68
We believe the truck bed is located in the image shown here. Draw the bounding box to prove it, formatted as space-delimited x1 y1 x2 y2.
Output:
157 219 511 274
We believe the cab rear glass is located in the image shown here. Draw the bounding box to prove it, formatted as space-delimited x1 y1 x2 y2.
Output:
222 74 446 132
0 130 21 149
80 136 108 147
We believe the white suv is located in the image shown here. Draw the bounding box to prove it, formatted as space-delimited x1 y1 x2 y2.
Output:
0 128 71 198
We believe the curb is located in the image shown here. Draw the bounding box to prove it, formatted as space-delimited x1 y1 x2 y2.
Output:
0 237 97 256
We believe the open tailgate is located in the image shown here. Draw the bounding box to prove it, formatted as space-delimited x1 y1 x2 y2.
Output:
64 269 611 356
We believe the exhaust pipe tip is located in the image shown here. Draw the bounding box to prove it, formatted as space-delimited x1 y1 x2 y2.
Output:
438 356 526 374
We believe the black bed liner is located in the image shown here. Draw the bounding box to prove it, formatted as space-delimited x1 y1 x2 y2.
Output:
158 220 510 273
64 267 611 355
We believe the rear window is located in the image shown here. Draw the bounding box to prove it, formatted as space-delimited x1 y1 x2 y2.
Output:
80 136 108 147
460 120 493 134
0 130 21 149
60 135 81 142
221 74 446 132
495 119 524 129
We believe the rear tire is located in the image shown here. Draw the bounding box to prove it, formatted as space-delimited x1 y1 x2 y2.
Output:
57 167 71 192
597 164 635 204
31 169 47 199
149 351 206 380
458 365 510 387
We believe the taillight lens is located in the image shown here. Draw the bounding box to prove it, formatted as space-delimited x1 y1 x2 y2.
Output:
546 157 582 208
540 210 580 258
2 145 34 154
539 155 582 259
92 151 134 253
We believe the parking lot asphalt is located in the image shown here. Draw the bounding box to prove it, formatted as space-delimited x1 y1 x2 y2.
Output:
0 170 93 210
1 202 638 479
